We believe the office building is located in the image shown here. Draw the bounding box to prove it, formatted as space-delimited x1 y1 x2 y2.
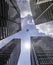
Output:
0 0 21 40
0 39 21 65
30 0 53 25
30 36 53 65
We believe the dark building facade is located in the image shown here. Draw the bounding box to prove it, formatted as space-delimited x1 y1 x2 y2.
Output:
0 39 21 65
31 36 53 65
30 0 53 25
0 0 21 40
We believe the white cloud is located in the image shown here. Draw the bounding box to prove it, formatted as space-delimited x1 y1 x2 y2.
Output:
21 11 32 17
36 21 53 36
16 0 30 11
16 0 32 17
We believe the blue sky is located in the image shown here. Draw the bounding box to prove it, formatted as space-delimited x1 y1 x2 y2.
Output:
0 14 45 65
0 0 53 65
0 14 51 65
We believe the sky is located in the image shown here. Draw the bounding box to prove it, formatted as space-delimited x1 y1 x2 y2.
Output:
0 0 53 65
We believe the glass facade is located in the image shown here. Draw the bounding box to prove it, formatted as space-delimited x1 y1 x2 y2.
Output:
0 39 21 65
0 0 21 40
31 36 53 65
30 0 53 25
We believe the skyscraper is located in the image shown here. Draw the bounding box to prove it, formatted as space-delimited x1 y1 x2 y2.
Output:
0 0 21 40
31 36 53 65
30 0 53 25
0 39 21 65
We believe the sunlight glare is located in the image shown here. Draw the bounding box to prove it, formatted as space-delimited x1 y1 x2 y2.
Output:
24 42 31 50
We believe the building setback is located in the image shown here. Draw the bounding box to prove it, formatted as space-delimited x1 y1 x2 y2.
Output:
0 39 21 65
30 36 53 65
30 0 53 25
0 0 21 40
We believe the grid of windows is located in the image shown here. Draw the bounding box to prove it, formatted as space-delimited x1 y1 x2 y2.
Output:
0 39 21 65
30 0 53 25
31 37 53 65
0 0 21 40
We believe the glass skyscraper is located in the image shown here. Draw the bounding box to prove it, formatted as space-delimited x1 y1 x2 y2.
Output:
0 39 21 65
30 0 53 25
0 0 21 40
31 36 53 65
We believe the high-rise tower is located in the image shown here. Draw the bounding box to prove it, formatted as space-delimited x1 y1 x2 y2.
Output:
0 0 21 40
30 0 53 25
31 36 53 65
0 39 21 65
